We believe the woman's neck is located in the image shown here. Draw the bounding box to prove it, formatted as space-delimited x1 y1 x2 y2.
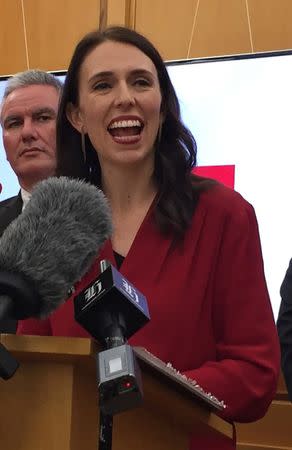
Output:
100 159 157 257
101 161 157 213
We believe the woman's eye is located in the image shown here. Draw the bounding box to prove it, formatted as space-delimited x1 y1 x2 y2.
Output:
93 82 111 91
134 78 151 87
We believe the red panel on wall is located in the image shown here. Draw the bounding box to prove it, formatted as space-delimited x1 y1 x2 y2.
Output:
192 165 235 189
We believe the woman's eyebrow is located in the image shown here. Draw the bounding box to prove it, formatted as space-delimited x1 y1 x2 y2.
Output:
88 68 154 83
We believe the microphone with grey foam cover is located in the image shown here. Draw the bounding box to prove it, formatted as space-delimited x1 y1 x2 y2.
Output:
0 176 112 320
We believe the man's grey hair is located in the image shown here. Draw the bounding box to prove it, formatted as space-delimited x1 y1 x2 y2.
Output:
2 69 63 100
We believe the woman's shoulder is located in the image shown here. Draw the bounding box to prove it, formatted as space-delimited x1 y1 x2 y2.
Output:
197 180 255 223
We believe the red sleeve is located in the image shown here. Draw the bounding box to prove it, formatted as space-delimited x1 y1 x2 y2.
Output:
17 317 52 336
185 201 280 422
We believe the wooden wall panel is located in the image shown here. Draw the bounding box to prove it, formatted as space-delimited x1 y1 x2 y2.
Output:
248 0 292 52
134 0 199 60
23 0 100 71
1 1 292 75
107 0 127 26
188 0 252 57
0 0 28 75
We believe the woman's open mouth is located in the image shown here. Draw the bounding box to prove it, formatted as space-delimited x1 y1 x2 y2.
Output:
107 118 144 144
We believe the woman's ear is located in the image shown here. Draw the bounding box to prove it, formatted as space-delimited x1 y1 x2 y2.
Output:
66 103 86 133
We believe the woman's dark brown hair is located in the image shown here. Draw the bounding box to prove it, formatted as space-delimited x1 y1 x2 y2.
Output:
57 26 213 238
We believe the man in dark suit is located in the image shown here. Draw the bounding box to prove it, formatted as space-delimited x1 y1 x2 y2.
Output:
277 260 292 401
0 69 62 332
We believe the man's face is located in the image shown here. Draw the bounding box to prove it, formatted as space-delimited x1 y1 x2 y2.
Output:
1 84 60 191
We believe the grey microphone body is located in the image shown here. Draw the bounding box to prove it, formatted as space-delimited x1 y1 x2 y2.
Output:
0 176 112 319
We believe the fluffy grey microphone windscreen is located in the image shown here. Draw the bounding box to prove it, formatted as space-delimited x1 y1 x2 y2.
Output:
0 177 112 318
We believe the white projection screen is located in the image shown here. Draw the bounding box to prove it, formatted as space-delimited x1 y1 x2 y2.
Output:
1 50 292 319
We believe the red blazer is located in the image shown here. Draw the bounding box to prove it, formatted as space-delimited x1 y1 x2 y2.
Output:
18 183 280 449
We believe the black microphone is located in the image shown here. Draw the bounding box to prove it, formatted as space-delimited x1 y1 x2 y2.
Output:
0 176 112 321
74 260 150 345
74 260 150 415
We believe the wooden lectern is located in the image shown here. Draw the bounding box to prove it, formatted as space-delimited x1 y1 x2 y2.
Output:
0 334 233 450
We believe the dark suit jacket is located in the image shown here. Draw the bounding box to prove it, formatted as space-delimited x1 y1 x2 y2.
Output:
277 259 292 401
0 193 22 333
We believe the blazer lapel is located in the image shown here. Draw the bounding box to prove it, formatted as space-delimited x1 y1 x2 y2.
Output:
0 193 23 236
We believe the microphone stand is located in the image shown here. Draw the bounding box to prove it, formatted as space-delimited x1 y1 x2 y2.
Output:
97 260 124 450
98 411 113 450
97 329 125 450
75 260 145 450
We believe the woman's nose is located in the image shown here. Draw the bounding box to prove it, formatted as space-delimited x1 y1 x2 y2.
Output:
114 82 135 107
